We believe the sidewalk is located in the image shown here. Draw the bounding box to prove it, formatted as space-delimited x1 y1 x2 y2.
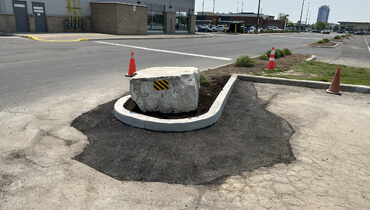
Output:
11 32 213 41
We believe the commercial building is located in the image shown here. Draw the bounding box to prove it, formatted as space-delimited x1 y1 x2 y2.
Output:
0 0 196 34
338 21 370 33
316 5 330 23
196 12 285 29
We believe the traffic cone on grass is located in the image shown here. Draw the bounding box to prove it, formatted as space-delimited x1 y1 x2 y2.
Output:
267 47 275 70
125 51 136 77
326 67 341 95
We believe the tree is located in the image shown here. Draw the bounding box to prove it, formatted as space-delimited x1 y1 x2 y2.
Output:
316 21 328 30
278 13 289 21
333 24 339 32
311 24 316 30
287 21 294 27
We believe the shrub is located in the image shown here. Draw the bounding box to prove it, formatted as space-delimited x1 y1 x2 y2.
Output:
341 35 346 38
318 40 324 44
323 38 330 43
275 49 285 58
259 54 269 60
235 55 255 67
199 73 208 85
265 49 272 57
283 48 292 55
334 35 341 39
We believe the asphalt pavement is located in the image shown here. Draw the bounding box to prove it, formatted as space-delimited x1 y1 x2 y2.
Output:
1 32 370 209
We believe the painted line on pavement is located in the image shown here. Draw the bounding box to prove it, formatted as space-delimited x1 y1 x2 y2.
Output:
27 36 88 42
277 35 321 40
95 41 232 61
364 36 370 55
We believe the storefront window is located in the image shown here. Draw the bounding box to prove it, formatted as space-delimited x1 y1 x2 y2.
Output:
175 10 188 31
146 3 164 31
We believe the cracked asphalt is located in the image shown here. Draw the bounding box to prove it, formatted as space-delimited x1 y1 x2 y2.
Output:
1 80 369 209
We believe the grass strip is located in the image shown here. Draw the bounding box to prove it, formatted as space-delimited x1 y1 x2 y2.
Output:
257 61 370 86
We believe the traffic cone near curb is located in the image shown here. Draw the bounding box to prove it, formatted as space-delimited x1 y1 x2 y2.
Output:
125 51 136 77
267 47 275 70
326 67 341 95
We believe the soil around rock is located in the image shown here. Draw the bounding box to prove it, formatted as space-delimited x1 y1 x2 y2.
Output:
125 54 311 119
72 81 296 185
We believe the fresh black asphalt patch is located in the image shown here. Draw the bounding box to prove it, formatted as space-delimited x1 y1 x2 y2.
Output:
72 81 295 185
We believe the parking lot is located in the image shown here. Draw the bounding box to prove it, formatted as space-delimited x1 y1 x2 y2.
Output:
1 33 369 209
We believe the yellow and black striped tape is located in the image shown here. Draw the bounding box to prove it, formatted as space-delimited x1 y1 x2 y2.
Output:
153 80 169 91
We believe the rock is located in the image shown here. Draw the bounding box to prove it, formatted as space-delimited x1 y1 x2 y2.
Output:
130 67 200 114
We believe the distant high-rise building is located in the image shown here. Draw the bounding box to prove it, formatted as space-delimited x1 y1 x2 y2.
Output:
317 5 330 23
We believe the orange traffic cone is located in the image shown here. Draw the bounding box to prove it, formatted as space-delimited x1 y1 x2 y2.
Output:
326 67 341 95
125 51 136 77
267 47 275 70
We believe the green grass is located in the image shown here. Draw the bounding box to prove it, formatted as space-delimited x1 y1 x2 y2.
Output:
255 61 370 86
199 73 208 85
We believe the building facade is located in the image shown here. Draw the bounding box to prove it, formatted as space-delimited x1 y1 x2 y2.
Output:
338 21 370 33
316 5 330 23
0 0 195 34
196 12 285 29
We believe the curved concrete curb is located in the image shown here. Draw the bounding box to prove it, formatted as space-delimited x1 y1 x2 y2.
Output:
27 36 89 42
114 74 238 132
306 55 317 61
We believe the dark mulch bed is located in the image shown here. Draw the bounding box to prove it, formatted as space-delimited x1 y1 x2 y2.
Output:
125 54 311 119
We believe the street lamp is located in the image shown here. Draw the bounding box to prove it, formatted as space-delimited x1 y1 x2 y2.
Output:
256 0 261 33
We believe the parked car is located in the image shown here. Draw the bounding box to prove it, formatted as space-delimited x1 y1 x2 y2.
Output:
354 31 366 35
321 30 331 34
198 26 212 33
312 30 321 33
213 25 226 32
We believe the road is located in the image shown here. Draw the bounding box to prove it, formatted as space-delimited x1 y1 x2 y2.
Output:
4 32 368 111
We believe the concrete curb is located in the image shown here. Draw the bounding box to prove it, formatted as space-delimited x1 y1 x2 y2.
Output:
237 75 370 94
15 33 213 42
114 74 238 132
305 43 341 48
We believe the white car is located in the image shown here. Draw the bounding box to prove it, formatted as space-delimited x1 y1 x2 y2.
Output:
213 25 226 32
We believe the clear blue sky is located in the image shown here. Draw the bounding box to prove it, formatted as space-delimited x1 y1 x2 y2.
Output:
195 0 370 24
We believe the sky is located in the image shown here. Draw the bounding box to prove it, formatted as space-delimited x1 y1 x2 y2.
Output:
195 0 370 24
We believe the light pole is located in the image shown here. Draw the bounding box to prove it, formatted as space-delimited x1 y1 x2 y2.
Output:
256 0 261 33
299 0 304 32
201 0 204 25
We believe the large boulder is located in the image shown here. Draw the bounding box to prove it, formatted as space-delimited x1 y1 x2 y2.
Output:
130 67 200 114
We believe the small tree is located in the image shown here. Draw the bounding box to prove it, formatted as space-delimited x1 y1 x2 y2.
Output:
333 25 339 32
278 13 289 21
287 21 294 27
316 21 327 30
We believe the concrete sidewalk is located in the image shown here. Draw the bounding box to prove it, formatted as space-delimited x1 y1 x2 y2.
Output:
11 32 213 41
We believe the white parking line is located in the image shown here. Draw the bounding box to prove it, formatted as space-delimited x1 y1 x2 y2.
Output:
364 36 370 55
277 35 321 40
95 41 232 61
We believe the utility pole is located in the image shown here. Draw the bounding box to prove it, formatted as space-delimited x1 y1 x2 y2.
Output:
299 0 304 32
256 0 261 33
242 2 244 13
237 2 239 13
305 2 310 26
